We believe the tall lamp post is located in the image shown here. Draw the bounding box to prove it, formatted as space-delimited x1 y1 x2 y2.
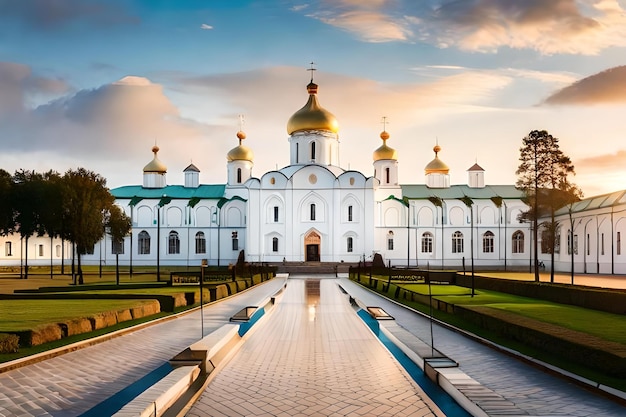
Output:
200 258 207 338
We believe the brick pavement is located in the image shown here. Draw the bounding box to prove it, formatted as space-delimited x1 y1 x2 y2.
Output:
0 278 287 417
187 278 444 417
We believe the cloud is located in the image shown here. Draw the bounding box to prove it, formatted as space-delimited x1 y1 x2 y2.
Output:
200 23 213 30
576 150 626 171
0 62 70 115
303 1 414 42
0 70 207 184
544 66 626 105
295 0 626 54
0 0 138 30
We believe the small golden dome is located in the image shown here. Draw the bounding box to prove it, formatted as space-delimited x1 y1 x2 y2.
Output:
143 146 167 173
227 130 254 162
425 144 449 174
287 82 339 135
373 130 397 161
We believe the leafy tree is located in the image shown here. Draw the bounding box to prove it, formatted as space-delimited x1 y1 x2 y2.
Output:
39 171 64 278
0 169 14 236
12 170 47 279
516 130 580 282
106 204 131 285
62 168 114 284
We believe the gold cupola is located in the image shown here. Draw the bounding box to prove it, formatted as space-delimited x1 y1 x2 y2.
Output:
425 144 449 174
143 145 167 173
287 81 339 135
227 130 254 162
373 130 397 161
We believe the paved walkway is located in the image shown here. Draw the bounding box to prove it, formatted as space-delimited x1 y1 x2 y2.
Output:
187 278 443 417
0 275 624 416
340 277 626 417
0 278 287 417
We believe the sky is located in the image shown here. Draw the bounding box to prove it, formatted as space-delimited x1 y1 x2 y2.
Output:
1 0 626 197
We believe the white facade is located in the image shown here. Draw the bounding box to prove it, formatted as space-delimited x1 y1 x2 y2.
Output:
539 191 626 275
9 78 619 272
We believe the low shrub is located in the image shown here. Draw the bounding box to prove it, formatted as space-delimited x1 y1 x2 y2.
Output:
0 333 19 353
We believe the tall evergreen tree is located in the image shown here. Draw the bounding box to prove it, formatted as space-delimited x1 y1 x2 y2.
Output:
516 130 580 282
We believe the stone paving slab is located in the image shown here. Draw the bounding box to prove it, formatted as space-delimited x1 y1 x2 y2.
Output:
187 278 445 417
340 277 626 417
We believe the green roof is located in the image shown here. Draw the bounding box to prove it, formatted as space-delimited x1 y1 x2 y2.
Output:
112 184 226 200
555 190 626 215
400 184 524 200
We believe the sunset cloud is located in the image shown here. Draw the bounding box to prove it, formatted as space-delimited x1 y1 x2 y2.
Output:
576 150 626 171
297 0 626 54
544 66 626 105
0 71 207 183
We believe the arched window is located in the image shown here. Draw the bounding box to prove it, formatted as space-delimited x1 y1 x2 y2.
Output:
138 231 150 255
512 230 524 254
310 203 316 221
237 168 242 183
347 237 353 253
421 232 433 253
195 231 206 254
385 167 390 184
452 231 464 253
311 142 316 160
482 231 494 253
387 230 394 250
272 237 279 252
55 244 61 258
348 205 353 222
168 231 180 254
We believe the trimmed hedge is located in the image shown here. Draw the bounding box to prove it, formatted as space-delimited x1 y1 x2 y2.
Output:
455 305 626 377
455 274 626 315
0 333 19 353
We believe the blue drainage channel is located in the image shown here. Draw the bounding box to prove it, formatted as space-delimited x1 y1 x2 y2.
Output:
79 362 173 416
357 309 471 417
80 308 266 416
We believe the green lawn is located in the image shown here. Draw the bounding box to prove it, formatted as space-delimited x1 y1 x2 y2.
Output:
0 299 158 331
398 283 626 345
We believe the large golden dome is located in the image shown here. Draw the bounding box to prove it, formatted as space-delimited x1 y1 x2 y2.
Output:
425 144 449 174
287 82 339 135
143 146 167 173
227 130 254 162
373 130 397 161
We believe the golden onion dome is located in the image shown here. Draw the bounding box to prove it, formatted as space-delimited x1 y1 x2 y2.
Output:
227 131 254 162
143 146 167 173
287 82 339 135
425 144 449 174
373 130 397 161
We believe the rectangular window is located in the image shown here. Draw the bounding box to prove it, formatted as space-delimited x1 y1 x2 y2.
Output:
574 234 578 255
232 238 239 251
112 240 124 255
348 205 353 222
272 237 278 252
601 233 605 256
347 237 353 253
387 238 394 250
274 206 279 222
310 204 316 221
5 242 12 256
38 244 44 257
618 232 621 255
587 234 590 256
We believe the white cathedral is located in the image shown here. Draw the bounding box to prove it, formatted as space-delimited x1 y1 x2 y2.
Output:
3 78 626 273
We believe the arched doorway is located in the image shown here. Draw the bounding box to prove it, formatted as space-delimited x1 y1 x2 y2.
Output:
304 231 321 262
